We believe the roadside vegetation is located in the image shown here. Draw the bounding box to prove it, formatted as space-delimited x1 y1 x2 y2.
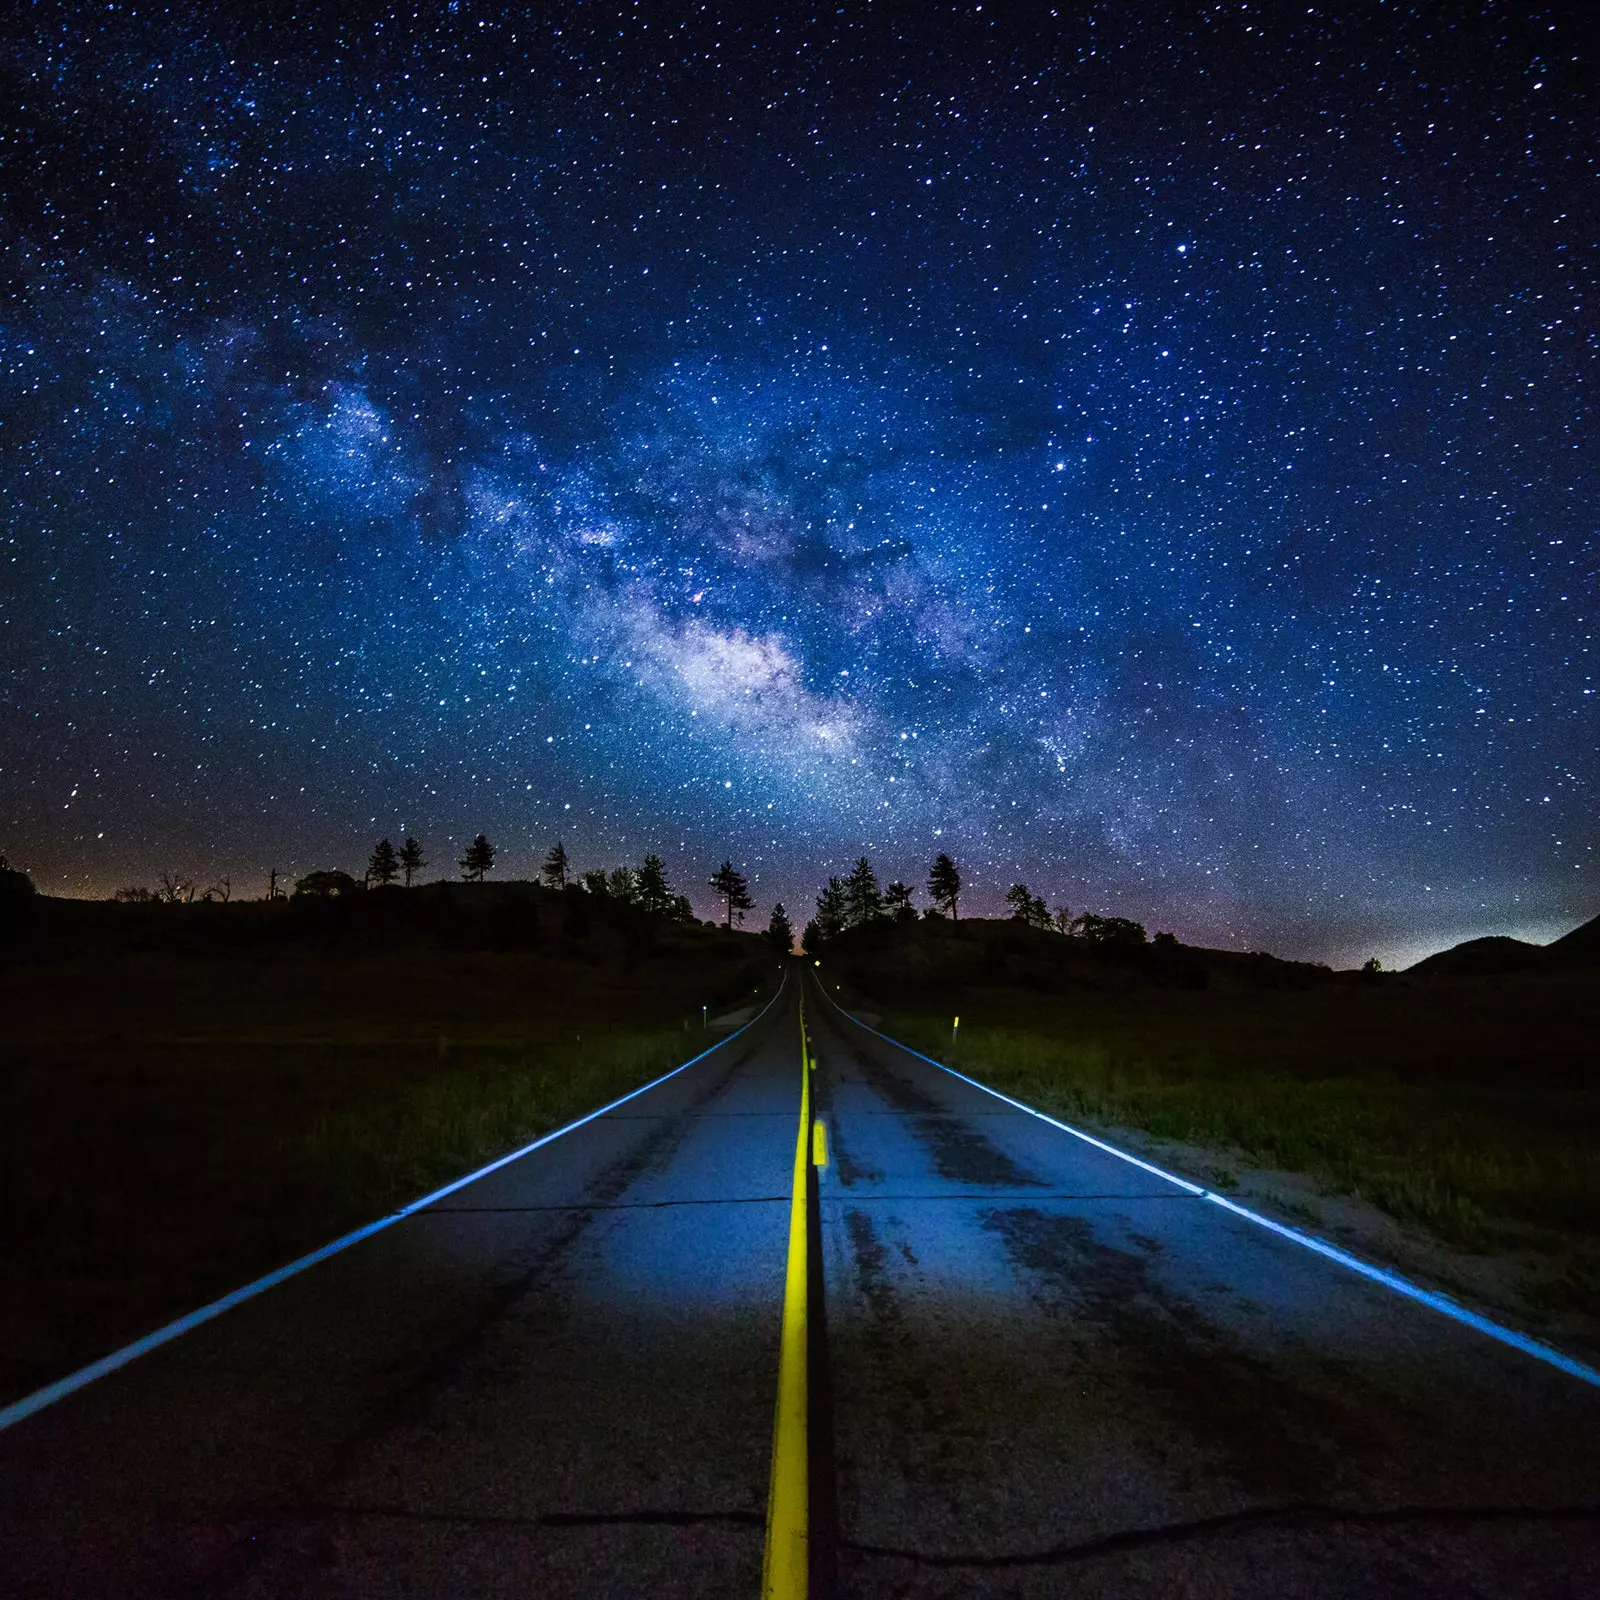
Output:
0 880 775 1406
805 882 1600 1328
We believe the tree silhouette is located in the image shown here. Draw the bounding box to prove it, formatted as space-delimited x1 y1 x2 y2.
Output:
767 901 795 954
635 855 671 917
883 880 915 921
843 856 883 928
1004 882 1051 929
709 860 754 927
813 876 847 941
460 834 496 882
1072 912 1147 948
398 837 425 887
541 839 570 889
368 838 400 887
927 852 962 921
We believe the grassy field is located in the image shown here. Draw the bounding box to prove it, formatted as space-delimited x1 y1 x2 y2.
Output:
0 888 774 1406
822 920 1600 1322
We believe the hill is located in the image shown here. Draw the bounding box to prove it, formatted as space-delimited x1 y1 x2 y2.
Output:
1407 911 1600 977
813 913 1340 999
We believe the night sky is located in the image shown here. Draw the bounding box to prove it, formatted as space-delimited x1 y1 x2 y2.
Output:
2 3 1594 966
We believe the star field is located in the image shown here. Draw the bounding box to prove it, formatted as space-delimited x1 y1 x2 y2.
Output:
1 3 1595 965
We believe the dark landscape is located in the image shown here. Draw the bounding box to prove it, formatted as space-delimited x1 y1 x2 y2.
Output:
0 876 775 1406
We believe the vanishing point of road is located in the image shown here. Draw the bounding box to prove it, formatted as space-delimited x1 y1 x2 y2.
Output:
2 966 1597 1596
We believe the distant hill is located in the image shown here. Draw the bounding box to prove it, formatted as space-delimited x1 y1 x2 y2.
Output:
815 915 1338 999
1405 935 1546 977
1407 912 1600 976
1548 911 1600 963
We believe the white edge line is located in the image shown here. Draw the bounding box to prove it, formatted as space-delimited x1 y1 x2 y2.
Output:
0 972 790 1434
811 976 1600 1390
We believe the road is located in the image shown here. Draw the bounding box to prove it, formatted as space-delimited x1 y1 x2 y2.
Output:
2 966 1597 1597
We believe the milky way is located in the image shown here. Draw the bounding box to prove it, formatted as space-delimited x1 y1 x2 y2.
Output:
2 4 1594 964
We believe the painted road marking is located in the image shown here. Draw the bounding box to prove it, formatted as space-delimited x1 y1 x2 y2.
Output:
0 975 791 1436
763 994 812 1599
812 1120 828 1169
812 975 1600 1392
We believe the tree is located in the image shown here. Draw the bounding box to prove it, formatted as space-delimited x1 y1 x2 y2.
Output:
801 918 824 956
1004 883 1051 930
1053 905 1073 935
460 835 497 882
767 902 795 955
709 860 754 928
203 876 232 904
883 880 916 921
843 856 883 929
578 867 610 895
927 852 962 921
1072 912 1147 949
541 839 570 889
608 865 638 902
813 876 847 942
156 873 196 904
398 837 425 887
368 838 400 887
634 855 671 917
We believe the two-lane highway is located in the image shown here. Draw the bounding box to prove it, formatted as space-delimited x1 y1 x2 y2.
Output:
3 965 1597 1597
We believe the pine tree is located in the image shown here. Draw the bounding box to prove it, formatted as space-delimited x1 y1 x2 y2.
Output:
709 860 754 928
843 856 883 928
883 881 915 920
398 836 425 886
459 834 496 882
1004 882 1030 920
368 838 400 887
927 852 962 921
766 902 794 954
813 876 847 941
1005 882 1051 929
541 839 569 889
635 855 673 917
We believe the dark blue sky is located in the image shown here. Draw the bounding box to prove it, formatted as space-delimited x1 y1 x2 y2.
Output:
2 3 1594 964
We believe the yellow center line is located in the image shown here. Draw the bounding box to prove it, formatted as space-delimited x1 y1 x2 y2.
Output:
762 991 812 1599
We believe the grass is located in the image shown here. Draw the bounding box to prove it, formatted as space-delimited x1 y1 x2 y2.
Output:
0 906 773 1406
862 973 1600 1322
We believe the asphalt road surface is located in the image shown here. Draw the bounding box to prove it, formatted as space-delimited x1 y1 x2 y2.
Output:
3 966 1597 1597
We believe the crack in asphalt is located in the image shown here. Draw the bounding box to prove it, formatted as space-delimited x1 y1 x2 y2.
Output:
165 1033 768 1596
153 1496 1600 1566
839 1499 1600 1568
